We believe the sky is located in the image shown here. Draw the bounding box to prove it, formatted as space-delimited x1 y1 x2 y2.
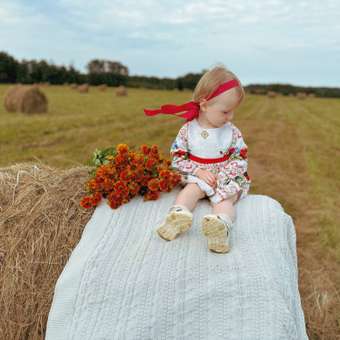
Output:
0 0 339 87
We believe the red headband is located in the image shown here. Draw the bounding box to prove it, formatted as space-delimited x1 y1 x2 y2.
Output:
143 78 240 122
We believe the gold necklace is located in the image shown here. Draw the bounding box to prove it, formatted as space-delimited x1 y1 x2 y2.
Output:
200 130 209 139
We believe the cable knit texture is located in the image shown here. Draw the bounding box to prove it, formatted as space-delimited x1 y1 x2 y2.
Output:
46 188 309 340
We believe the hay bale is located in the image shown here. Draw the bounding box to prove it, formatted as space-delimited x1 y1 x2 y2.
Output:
116 85 127 96
3 85 21 112
3 85 48 114
308 93 316 98
78 84 89 93
70 83 77 89
0 162 94 339
252 88 266 95
98 84 107 92
297 92 307 100
267 91 277 98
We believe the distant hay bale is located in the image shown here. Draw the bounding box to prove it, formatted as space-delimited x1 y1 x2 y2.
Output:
3 86 20 112
3 85 48 114
116 85 128 96
70 83 77 89
78 84 89 93
267 91 277 98
98 84 107 92
308 93 316 98
297 92 307 100
252 88 266 95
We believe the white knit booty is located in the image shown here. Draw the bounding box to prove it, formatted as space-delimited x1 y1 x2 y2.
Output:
156 204 193 241
201 213 233 253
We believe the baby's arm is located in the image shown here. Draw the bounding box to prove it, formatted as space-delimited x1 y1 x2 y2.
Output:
218 127 251 193
170 123 200 176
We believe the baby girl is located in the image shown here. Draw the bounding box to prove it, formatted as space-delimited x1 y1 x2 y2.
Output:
144 64 251 254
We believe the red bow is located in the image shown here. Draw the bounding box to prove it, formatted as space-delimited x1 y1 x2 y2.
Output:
144 78 239 122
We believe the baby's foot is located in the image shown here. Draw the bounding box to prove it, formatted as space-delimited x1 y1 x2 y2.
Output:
156 205 193 241
201 214 232 253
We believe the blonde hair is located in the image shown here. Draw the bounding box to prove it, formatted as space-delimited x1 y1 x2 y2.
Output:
192 64 245 105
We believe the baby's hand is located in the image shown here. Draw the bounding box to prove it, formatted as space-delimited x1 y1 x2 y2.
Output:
195 168 217 188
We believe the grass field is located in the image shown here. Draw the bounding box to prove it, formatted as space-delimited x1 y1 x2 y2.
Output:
1 84 339 337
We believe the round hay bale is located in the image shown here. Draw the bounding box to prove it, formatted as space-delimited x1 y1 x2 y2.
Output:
116 85 127 96
70 83 77 89
78 84 89 93
98 84 107 92
0 162 94 339
4 85 21 112
297 92 307 100
308 93 316 98
252 88 266 95
267 91 277 98
32 83 41 90
3 85 48 114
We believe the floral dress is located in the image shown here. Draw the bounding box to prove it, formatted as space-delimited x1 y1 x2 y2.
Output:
169 118 251 204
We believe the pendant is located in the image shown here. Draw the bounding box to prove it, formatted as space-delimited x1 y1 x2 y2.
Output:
200 130 209 139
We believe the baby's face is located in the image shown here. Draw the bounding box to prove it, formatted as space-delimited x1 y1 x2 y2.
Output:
204 88 241 126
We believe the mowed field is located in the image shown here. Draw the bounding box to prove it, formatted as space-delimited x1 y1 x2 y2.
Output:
0 84 340 337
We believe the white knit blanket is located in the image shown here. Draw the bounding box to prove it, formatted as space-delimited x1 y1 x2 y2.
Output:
45 189 309 340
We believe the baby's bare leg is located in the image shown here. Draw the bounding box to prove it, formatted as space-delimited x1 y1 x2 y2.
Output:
175 183 206 211
211 193 239 222
156 183 205 241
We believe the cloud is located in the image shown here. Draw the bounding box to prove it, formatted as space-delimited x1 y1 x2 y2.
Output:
0 0 339 85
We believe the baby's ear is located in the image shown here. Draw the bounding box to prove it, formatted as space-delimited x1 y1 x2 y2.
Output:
199 99 208 111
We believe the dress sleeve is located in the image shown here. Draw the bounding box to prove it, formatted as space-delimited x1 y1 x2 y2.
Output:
170 123 200 176
218 127 251 193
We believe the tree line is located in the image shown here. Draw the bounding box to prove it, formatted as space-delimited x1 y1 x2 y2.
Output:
0 51 339 97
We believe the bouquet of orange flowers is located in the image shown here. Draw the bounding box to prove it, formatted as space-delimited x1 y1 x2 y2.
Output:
80 143 182 210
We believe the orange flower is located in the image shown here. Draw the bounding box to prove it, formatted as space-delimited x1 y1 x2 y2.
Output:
114 180 129 197
108 198 121 209
116 143 129 154
145 157 157 171
87 178 97 191
115 154 127 166
140 144 150 155
141 174 151 186
159 178 169 191
108 190 121 201
96 165 107 177
106 155 115 161
119 168 132 181
170 175 181 187
80 196 93 209
128 181 140 196
159 169 171 179
91 192 102 206
150 144 160 159
148 178 160 192
106 164 117 177
144 190 160 201
103 178 114 191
